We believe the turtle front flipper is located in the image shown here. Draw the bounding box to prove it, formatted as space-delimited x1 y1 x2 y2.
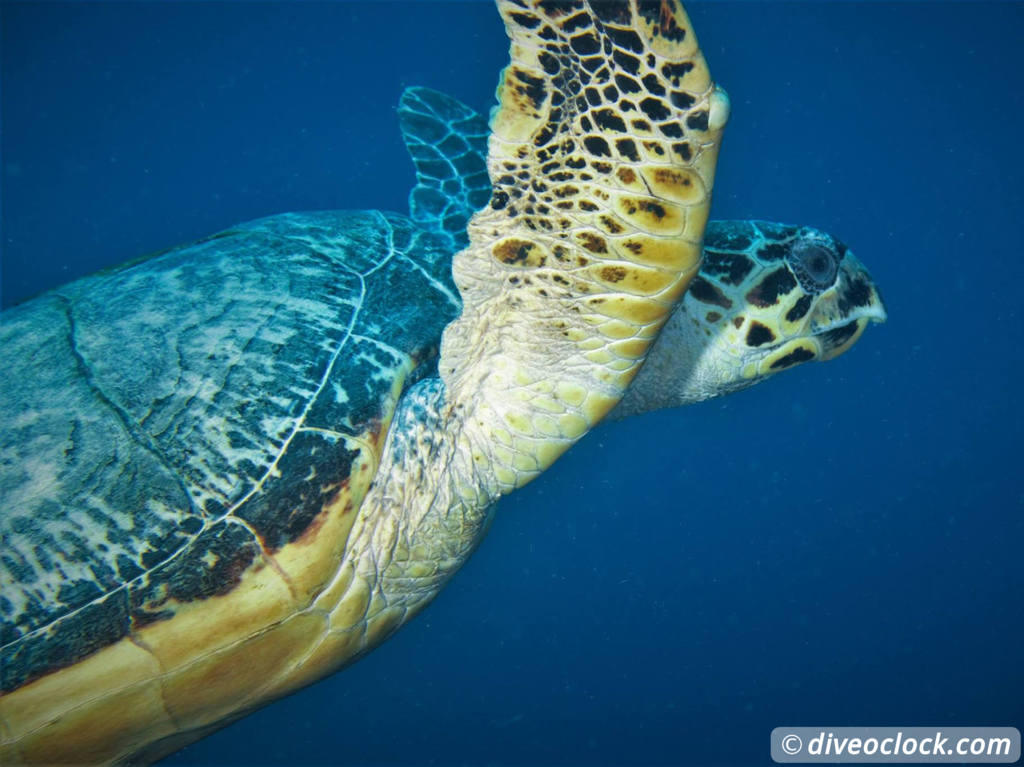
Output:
308 0 731 676
440 0 730 492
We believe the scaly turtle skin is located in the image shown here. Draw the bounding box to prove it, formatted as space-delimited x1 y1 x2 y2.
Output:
0 3 884 764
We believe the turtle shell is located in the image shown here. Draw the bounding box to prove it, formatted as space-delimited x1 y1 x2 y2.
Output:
0 210 458 761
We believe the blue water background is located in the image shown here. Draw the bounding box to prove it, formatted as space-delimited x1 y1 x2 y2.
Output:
2 2 1022 764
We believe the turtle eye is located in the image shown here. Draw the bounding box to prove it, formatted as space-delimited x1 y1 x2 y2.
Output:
788 240 839 292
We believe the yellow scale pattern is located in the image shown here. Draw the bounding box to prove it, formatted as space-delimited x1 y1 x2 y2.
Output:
441 0 729 493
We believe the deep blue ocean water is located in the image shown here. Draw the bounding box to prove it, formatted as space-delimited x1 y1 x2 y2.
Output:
2 2 1022 765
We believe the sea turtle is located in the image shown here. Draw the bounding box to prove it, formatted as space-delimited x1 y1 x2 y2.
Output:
0 2 885 764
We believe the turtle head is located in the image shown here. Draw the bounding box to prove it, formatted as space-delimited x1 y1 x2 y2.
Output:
706 221 888 375
612 220 886 418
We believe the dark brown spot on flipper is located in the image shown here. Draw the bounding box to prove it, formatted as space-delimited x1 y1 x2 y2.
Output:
600 266 627 283
615 74 642 94
613 46 644 76
509 11 542 30
570 32 601 56
661 61 694 85
592 2 632 26
506 66 548 114
598 215 624 234
493 238 544 267
685 110 709 131
615 138 640 161
578 232 609 254
594 108 626 132
636 0 688 43
583 136 612 157
631 199 666 219
659 122 684 138
670 91 695 109
639 97 671 121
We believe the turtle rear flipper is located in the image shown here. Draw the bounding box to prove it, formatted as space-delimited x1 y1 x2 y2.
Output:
399 86 491 247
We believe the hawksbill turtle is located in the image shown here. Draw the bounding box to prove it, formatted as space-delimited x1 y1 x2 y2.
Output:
0 2 885 763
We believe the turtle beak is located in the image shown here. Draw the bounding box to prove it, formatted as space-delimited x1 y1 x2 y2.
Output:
841 252 887 323
811 252 887 361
